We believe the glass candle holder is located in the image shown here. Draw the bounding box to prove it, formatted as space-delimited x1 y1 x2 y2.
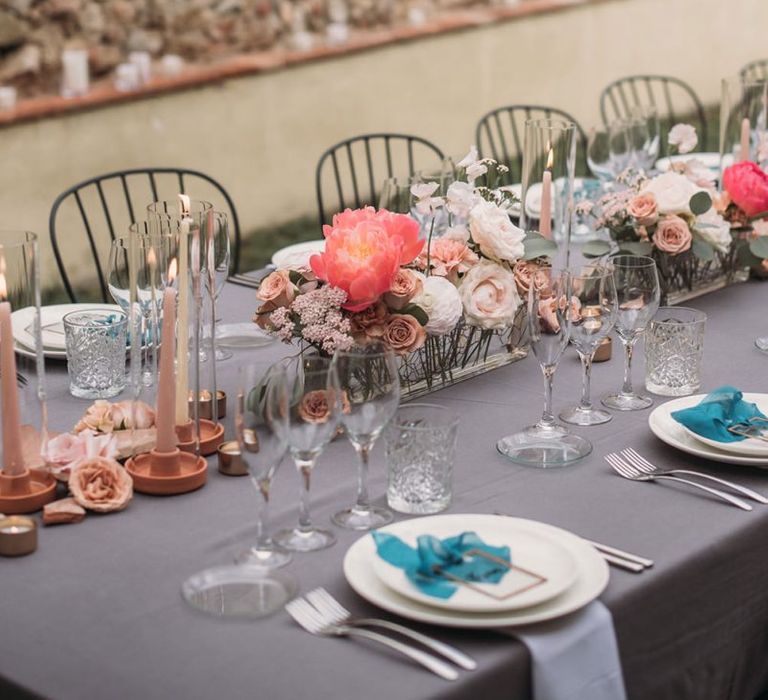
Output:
720 76 768 174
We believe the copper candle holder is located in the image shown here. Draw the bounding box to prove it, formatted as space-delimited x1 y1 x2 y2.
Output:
0 468 56 515
188 390 227 420
0 514 37 556
593 337 612 363
175 419 225 457
125 447 207 496
217 440 248 476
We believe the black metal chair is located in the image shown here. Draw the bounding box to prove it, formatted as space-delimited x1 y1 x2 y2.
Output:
599 75 708 151
475 105 588 182
49 167 242 302
740 59 768 83
315 133 445 228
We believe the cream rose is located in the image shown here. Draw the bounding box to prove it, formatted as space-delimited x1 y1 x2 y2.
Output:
459 261 521 330
654 215 693 255
68 457 133 513
384 269 423 310
112 400 155 430
641 172 702 214
413 276 463 335
257 270 295 306
383 314 427 355
468 198 526 262
74 400 115 433
693 209 732 254
627 193 659 226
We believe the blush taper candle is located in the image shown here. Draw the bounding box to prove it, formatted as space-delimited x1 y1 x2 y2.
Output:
0 272 25 475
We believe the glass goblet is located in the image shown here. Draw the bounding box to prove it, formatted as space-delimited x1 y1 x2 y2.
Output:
586 128 615 183
273 356 340 552
497 270 592 467
560 266 618 426
331 342 400 530
628 104 660 170
234 363 292 568
608 120 632 177
602 255 661 411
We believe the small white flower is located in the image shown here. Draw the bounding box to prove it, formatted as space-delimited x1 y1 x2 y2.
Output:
445 181 477 218
668 123 698 154
410 182 444 216
413 276 463 335
410 182 439 200
757 132 768 163
457 145 479 169
465 162 488 182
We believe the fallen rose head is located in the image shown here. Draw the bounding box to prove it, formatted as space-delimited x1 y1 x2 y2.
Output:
68 456 133 513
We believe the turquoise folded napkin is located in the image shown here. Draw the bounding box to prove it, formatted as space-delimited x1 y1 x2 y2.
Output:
671 386 767 443
371 530 510 599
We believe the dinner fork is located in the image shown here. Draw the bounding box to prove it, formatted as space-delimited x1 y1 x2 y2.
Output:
285 596 459 681
620 448 768 504
605 453 753 511
305 587 477 670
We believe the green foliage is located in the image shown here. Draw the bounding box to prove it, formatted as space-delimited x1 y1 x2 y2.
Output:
691 238 715 261
617 240 653 256
581 240 613 258
689 191 712 216
399 304 429 326
522 232 558 260
749 236 768 259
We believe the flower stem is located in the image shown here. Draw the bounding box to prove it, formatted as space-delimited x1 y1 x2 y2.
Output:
353 440 373 513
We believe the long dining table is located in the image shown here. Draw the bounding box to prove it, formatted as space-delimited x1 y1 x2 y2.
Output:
1 275 768 700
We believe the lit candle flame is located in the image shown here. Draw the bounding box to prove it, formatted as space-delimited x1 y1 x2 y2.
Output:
177 193 191 217
546 147 554 171
168 257 178 282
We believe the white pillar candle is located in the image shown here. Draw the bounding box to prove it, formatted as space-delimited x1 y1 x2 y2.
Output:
114 63 141 93
0 87 16 111
61 49 89 98
128 51 152 85
160 54 184 78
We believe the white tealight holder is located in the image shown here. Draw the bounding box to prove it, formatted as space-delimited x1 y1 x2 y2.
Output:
290 30 314 52
326 22 349 46
114 63 141 93
160 54 184 78
0 86 16 111
407 6 427 26
128 51 152 85
61 49 89 98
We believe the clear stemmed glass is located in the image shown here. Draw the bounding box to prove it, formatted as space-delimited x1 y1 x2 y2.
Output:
602 255 661 411
756 336 768 353
234 363 292 569
331 342 399 530
608 120 632 176
497 270 592 467
586 129 615 183
201 210 232 362
273 356 340 552
628 105 660 170
560 266 618 426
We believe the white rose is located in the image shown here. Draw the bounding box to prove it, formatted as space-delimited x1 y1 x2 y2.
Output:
468 198 526 262
693 208 732 253
641 172 703 214
445 181 477 219
668 123 698 154
459 261 521 330
413 276 463 335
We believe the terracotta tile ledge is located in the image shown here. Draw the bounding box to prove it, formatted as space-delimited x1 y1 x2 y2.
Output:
0 0 599 129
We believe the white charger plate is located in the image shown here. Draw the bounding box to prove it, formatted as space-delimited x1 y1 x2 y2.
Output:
371 517 577 613
649 394 768 467
655 152 729 172
215 323 275 349
271 240 325 269
344 514 609 629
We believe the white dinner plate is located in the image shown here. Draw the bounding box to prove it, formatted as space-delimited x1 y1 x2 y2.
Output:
648 394 768 467
215 323 275 349
371 516 578 613
344 514 609 629
271 240 325 269
655 152 730 172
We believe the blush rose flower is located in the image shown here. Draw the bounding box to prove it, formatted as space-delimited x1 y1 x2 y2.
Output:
46 430 118 482
654 215 693 255
722 162 768 217
627 192 659 226
468 198 526 262
310 207 422 312
412 276 463 335
383 314 427 355
384 269 423 310
349 301 390 340
74 400 115 433
512 260 551 296
111 401 155 430
298 390 334 424
253 300 278 330
459 261 521 330
415 238 479 282
668 123 698 154
257 270 295 307
641 172 702 214
68 457 133 513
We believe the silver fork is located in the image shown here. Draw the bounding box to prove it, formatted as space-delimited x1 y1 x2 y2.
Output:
285 596 459 681
306 587 476 670
620 448 768 504
605 453 753 511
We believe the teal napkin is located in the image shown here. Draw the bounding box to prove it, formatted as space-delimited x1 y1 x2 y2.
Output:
371 530 511 599
671 386 767 443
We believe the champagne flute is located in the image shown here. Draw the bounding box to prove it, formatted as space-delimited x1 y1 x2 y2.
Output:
608 120 632 176
628 105 660 169
586 128 615 183
201 210 232 362
273 356 340 552
560 266 618 426
331 342 399 530
497 270 592 467
602 255 661 411
234 363 292 569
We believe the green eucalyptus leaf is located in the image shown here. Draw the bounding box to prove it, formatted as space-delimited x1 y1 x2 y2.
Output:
399 304 429 326
581 240 613 258
288 270 307 286
749 236 768 259
689 191 712 216
738 241 763 266
617 240 654 256
523 234 558 260
691 238 715 262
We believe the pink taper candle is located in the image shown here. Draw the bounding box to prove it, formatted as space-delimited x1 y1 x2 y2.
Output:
539 148 554 239
155 259 178 453
0 273 25 475
740 118 750 162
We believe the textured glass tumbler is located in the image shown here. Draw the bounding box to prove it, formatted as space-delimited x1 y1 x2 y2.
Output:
64 310 128 399
384 404 458 515
645 307 706 397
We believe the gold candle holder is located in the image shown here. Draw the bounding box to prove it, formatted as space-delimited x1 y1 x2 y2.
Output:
593 336 612 363
217 440 248 476
188 390 227 420
0 515 37 556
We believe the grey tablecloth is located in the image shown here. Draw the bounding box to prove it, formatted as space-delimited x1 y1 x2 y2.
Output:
2 278 768 700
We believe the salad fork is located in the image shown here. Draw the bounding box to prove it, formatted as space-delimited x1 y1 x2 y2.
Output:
305 587 477 670
620 448 768 504
285 596 459 681
605 453 753 511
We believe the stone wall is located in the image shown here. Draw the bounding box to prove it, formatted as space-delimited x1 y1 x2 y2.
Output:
0 0 509 97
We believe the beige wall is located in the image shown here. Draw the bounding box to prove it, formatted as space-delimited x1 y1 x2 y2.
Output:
1 0 766 287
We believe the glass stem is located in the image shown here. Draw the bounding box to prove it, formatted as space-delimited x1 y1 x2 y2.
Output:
579 350 595 410
353 440 373 513
251 475 270 548
540 365 556 427
621 337 636 396
141 313 152 386
295 457 315 533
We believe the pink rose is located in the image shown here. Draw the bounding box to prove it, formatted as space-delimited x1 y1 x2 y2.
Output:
415 239 479 282
654 215 692 255
722 162 768 217
627 193 659 226
513 260 551 296
112 401 155 430
257 270 295 307
68 457 133 513
384 269 423 310
383 314 427 355
47 430 118 481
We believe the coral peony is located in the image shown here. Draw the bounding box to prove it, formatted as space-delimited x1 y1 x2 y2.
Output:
310 207 421 311
722 162 768 218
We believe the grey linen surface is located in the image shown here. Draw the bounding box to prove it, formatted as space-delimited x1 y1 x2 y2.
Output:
1 278 768 700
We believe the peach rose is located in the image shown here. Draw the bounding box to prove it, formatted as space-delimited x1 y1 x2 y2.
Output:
74 400 115 433
384 269 423 310
415 239 479 282
383 314 427 355
112 400 155 430
297 390 349 424
459 261 521 330
513 260 551 296
350 301 390 340
257 270 295 307
68 457 133 513
628 193 658 226
654 215 692 255
253 300 278 330
538 298 561 334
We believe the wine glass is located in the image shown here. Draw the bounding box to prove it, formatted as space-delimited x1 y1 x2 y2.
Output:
496 270 592 467
602 256 661 411
608 120 632 176
628 105 660 169
234 363 292 569
273 356 341 552
331 342 400 530
586 128 615 183
378 177 414 214
201 210 232 362
560 266 618 426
